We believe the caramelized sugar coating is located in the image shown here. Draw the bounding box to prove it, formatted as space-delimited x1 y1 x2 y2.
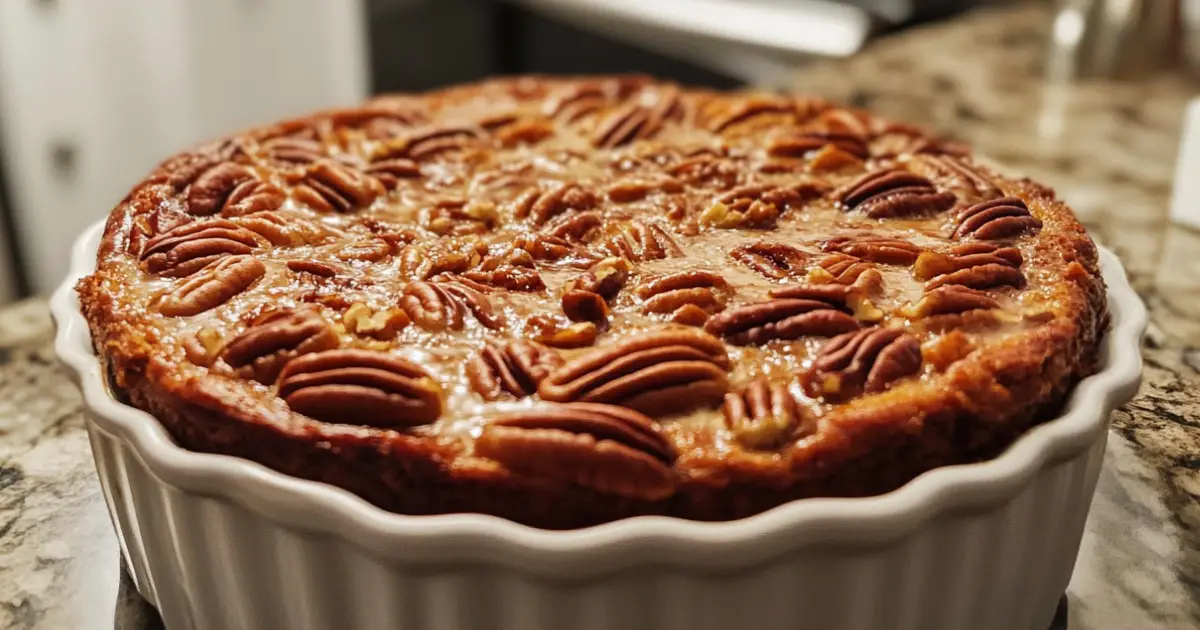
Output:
77 76 1107 529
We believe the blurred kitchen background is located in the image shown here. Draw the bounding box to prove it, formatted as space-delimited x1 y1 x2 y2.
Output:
0 0 1191 301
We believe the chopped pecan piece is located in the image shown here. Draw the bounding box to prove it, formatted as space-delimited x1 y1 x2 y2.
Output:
398 237 488 280
907 154 1001 199
158 255 265 317
820 235 922 265
219 306 339 382
723 378 813 450
666 153 740 189
634 271 731 325
463 246 545 292
592 221 682 262
904 285 1001 318
524 315 599 349
335 238 392 263
186 163 283 216
767 132 869 159
730 242 811 280
563 257 633 300
476 403 677 500
277 349 442 428
952 197 1042 240
806 328 922 401
704 297 860 346
511 233 577 262
183 327 225 367
292 161 385 213
342 303 410 340
399 281 502 332
286 259 343 278
467 340 563 401
561 290 610 329
701 182 821 229
591 86 684 148
539 329 730 416
811 254 884 292
836 168 956 219
915 243 1025 290
141 219 265 277
606 175 684 203
510 182 599 226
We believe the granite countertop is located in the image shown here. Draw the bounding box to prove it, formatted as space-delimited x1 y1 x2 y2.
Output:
1 4 1198 629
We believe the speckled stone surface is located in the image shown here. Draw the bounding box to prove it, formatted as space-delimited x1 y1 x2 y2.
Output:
1 4 1198 629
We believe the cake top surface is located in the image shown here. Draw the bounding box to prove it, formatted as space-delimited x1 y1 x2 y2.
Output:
79 75 1104 504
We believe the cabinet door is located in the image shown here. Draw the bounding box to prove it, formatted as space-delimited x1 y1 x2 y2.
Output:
0 0 368 294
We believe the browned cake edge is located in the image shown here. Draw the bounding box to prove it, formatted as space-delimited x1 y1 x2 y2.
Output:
76 76 1108 530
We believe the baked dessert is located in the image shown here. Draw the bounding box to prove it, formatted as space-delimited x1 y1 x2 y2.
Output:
77 75 1108 529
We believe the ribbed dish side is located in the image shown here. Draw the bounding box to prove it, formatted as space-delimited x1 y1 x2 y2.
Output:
88 412 1105 630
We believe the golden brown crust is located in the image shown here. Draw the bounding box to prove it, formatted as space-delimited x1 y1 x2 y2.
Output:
76 75 1107 529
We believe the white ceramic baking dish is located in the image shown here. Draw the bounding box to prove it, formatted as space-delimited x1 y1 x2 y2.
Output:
52 219 1145 630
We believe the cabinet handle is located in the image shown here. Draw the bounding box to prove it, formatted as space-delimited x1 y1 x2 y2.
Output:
49 140 77 182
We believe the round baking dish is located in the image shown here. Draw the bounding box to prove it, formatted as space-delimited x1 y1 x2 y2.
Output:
53 218 1144 630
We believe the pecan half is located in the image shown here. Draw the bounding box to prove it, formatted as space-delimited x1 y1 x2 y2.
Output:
366 157 421 189
186 163 282 216
462 246 545 292
707 96 797 133
141 219 265 277
286 259 343 278
904 285 1001 318
158 255 265 317
952 197 1042 240
511 233 578 262
400 281 501 331
379 124 487 161
723 379 813 450
292 161 384 213
704 297 860 346
591 86 684 148
820 235 922 265
915 243 1025 290
836 168 956 218
476 403 677 500
277 349 442 427
219 306 339 383
235 211 332 247
729 242 811 280
769 283 884 323
592 221 682 262
539 329 730 416
634 271 731 324
511 182 598 226
542 210 604 243
806 328 922 401
467 340 563 401
907 154 1001 199
767 132 869 159
544 81 627 122
260 136 326 164
811 253 883 292
666 153 740 189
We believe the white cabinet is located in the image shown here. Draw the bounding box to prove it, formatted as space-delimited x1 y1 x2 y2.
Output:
0 0 369 294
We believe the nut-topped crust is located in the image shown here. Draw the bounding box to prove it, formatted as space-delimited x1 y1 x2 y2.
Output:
76 75 1108 529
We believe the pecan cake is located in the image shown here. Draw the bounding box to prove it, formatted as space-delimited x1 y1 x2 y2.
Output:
77 76 1108 529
